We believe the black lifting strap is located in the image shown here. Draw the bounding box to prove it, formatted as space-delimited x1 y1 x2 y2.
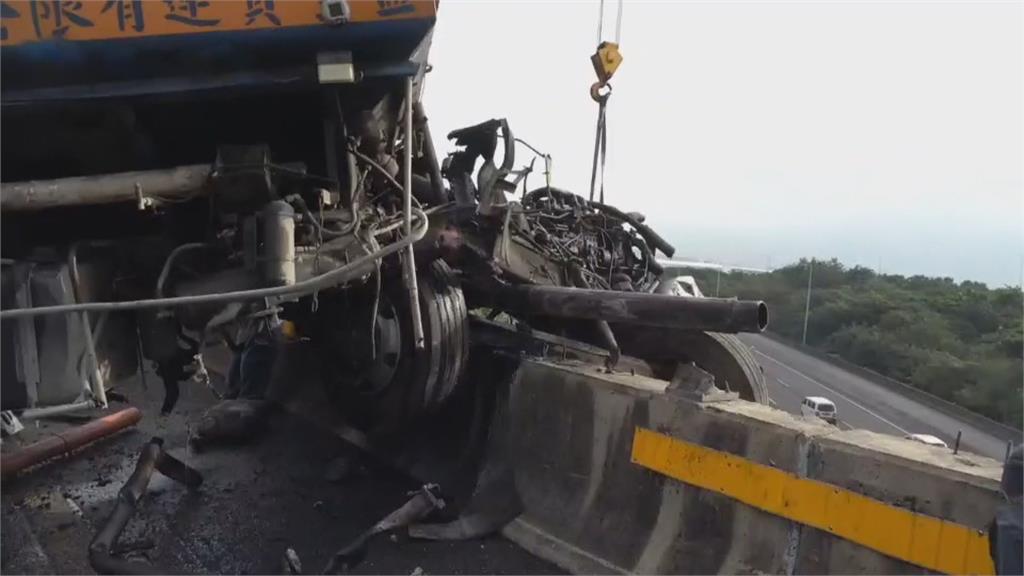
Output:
589 89 610 204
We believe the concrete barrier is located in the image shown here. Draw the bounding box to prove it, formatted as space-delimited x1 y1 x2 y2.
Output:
502 359 1005 575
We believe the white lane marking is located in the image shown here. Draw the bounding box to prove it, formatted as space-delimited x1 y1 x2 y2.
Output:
754 349 911 435
838 420 853 431
777 378 791 388
768 398 778 407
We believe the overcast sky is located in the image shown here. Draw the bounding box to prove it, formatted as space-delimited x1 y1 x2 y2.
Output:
424 1 1023 287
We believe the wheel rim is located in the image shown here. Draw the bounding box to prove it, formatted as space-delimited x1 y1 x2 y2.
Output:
351 297 403 396
318 260 469 432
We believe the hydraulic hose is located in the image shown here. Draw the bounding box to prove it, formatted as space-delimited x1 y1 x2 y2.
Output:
522 186 676 257
0 209 428 320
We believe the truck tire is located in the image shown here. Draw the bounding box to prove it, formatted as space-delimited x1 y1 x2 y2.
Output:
641 330 768 404
316 260 468 433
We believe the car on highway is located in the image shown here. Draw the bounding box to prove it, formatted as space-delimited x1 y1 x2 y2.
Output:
904 433 948 448
800 396 838 425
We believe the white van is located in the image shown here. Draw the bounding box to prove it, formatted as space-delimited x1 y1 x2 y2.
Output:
800 396 837 425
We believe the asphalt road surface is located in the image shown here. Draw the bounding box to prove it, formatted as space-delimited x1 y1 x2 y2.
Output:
739 333 1015 460
1 347 561 576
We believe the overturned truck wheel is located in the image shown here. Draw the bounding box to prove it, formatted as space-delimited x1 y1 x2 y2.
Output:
613 325 768 404
672 331 768 404
315 260 469 433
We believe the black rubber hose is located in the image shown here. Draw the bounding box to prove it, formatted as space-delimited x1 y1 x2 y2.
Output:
590 201 675 258
522 187 676 258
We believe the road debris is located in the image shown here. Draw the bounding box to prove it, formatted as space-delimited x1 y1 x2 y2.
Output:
189 399 272 451
282 547 303 574
1 408 142 481
88 437 202 575
321 484 445 574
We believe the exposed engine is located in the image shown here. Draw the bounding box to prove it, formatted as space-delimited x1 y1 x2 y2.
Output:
1 92 767 437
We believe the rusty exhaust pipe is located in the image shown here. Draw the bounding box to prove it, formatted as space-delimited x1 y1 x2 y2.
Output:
0 407 142 480
495 285 768 333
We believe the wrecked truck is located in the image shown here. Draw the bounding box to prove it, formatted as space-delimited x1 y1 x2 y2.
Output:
0 1 767 442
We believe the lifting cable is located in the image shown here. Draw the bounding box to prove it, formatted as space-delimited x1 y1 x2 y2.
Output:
589 0 624 204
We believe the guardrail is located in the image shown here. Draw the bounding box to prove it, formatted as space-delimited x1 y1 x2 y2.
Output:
760 332 1022 441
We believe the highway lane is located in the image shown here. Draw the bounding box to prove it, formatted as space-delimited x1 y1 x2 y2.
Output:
738 333 1016 460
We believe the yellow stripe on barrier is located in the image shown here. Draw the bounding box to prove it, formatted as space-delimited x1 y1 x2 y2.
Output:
630 427 995 575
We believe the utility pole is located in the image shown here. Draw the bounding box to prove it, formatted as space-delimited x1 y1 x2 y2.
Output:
715 268 721 297
802 259 814 345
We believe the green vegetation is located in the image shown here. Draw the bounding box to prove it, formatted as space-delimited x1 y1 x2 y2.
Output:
681 259 1023 428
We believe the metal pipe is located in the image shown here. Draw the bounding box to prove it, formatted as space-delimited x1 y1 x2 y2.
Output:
89 437 202 575
403 77 425 349
469 315 614 361
2 164 212 211
414 102 448 206
155 243 208 298
802 259 813 346
348 147 403 193
69 242 110 408
495 285 768 333
83 314 110 385
595 319 621 369
92 312 111 347
19 401 95 421
0 407 142 480
133 317 149 392
0 209 428 320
